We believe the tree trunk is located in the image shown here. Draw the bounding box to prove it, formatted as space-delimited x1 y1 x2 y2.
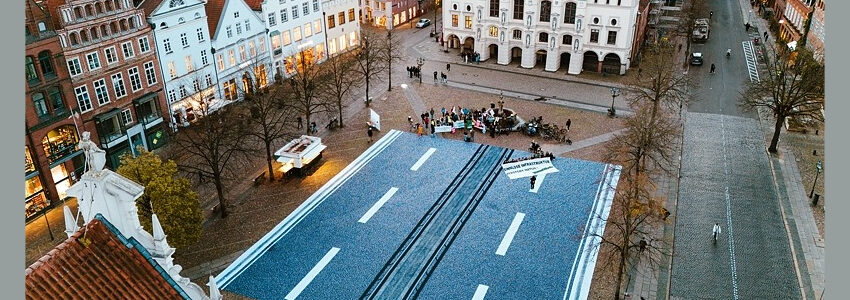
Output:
305 113 311 134
365 75 371 105
614 249 627 300
214 175 228 218
769 115 785 153
338 99 345 128
265 141 275 181
388 58 393 91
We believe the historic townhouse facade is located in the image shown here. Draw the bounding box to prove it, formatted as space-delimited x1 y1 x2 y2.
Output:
207 0 272 102
323 0 361 56
26 0 80 221
47 0 169 169
442 0 639 75
141 0 219 127
261 0 327 78
362 0 423 29
806 0 824 62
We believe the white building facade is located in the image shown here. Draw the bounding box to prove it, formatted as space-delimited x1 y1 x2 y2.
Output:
261 0 328 78
441 0 639 75
144 0 219 127
322 0 361 56
207 0 272 103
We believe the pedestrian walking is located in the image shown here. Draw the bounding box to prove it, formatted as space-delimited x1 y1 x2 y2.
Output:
433 71 438 83
464 54 468 63
745 23 751 32
424 115 430 129
712 223 722 243
764 31 768 39
297 116 303 129
530 175 537 189
446 63 451 71
367 126 374 143
430 120 436 138
310 122 317 134
417 123 423 138
430 108 435 119
566 119 571 131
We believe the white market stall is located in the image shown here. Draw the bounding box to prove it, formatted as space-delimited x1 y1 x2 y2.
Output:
274 135 327 176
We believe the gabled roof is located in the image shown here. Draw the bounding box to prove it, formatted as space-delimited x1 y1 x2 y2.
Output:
25 214 190 300
138 0 166 17
243 0 263 11
205 0 226 39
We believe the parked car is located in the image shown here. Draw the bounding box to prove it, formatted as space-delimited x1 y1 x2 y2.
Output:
691 52 704 65
416 18 432 28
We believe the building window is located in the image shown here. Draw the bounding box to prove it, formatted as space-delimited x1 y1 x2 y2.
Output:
302 2 309 15
268 13 277 26
349 32 357 46
26 56 38 82
292 5 299 19
217 54 224 70
122 42 135 59
223 79 237 100
590 29 599 43
180 33 189 47
104 47 118 64
197 28 205 41
121 108 133 125
562 34 572 44
38 51 55 77
168 61 177 78
164 38 172 53
33 93 49 118
314 20 322 33
245 19 251 32
540 1 551 22
128 67 142 91
452 14 458 27
139 36 151 53
293 27 302 41
512 29 521 39
236 22 243 35
564 2 576 24
465 16 472 28
74 85 93 112
226 26 232 38
185 55 194 71
205 73 213 87
281 9 289 22
167 89 177 103
67 58 82 76
489 0 499 17
282 31 291 45
201 50 209 65
112 73 126 98
304 23 312 37
349 8 355 22
193 78 201 92
538 32 548 43
249 42 256 58
272 34 282 50
513 0 523 20
489 26 498 37
607 31 617 45
329 39 337 55
48 88 65 112
313 0 319 11
179 85 187 98
328 15 335 28
239 45 247 61
93 78 109 105
259 36 266 52
228 49 236 66
86 52 101 71
339 12 346 25
144 61 157 86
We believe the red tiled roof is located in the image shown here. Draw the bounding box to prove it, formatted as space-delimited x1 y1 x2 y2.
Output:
243 0 263 11
137 0 166 17
25 217 186 300
205 0 225 39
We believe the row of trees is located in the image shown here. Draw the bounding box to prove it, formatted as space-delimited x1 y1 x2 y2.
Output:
117 26 407 246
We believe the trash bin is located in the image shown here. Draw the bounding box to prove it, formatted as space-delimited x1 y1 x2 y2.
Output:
812 194 820 206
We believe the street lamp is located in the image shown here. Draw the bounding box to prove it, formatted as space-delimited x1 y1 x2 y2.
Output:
608 87 620 117
416 57 425 83
809 160 822 199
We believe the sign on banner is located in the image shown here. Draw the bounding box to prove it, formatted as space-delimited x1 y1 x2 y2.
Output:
501 157 559 179
453 121 466 129
435 125 453 133
370 109 381 131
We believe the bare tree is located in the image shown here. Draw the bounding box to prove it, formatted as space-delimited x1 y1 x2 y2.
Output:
283 50 332 134
625 41 693 126
320 51 364 128
607 102 680 178
382 28 405 91
242 84 298 182
739 46 824 153
170 104 251 218
169 70 219 128
354 27 388 105
675 0 708 65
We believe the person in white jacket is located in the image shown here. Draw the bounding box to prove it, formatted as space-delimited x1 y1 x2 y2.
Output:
713 223 722 243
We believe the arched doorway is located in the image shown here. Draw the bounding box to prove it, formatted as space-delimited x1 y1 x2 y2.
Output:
446 34 461 49
510 47 522 64
488 44 498 60
602 53 622 75
535 49 547 67
582 51 600 72
462 37 475 54
559 52 571 71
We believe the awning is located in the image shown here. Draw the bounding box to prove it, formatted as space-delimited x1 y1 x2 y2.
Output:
133 91 158 105
269 30 280 37
94 108 122 123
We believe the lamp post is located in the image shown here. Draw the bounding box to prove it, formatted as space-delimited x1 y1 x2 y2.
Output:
416 57 425 83
809 160 822 198
608 87 619 117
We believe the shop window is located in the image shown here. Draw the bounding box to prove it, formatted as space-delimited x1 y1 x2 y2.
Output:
25 147 36 173
41 125 78 163
25 176 48 219
97 114 124 145
136 97 161 124
51 164 71 199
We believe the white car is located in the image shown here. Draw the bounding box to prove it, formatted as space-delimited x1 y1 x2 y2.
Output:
415 19 432 28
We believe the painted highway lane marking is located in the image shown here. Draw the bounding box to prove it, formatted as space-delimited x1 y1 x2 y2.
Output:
284 247 341 300
529 173 546 193
471 284 489 300
495 212 526 256
358 187 400 223
410 148 437 171
721 116 740 300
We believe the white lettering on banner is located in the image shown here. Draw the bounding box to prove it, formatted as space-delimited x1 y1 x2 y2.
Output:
501 157 559 179
453 120 466 128
435 125 453 133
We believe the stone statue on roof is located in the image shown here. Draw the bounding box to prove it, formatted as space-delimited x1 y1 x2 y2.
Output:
78 131 106 174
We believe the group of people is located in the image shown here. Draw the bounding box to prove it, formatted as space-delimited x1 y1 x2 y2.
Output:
407 66 422 79
433 71 449 84
461 51 481 64
503 150 555 165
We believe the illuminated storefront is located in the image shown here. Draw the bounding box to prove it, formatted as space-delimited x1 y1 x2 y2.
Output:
25 146 49 220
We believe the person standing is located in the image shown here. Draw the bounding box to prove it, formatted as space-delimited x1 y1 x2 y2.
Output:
424 115 430 129
310 122 317 134
566 118 571 131
367 126 374 143
712 223 722 243
530 175 537 190
433 71 438 83
417 123 423 138
297 116 303 129
430 108 435 119
446 63 451 71
430 120 436 138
